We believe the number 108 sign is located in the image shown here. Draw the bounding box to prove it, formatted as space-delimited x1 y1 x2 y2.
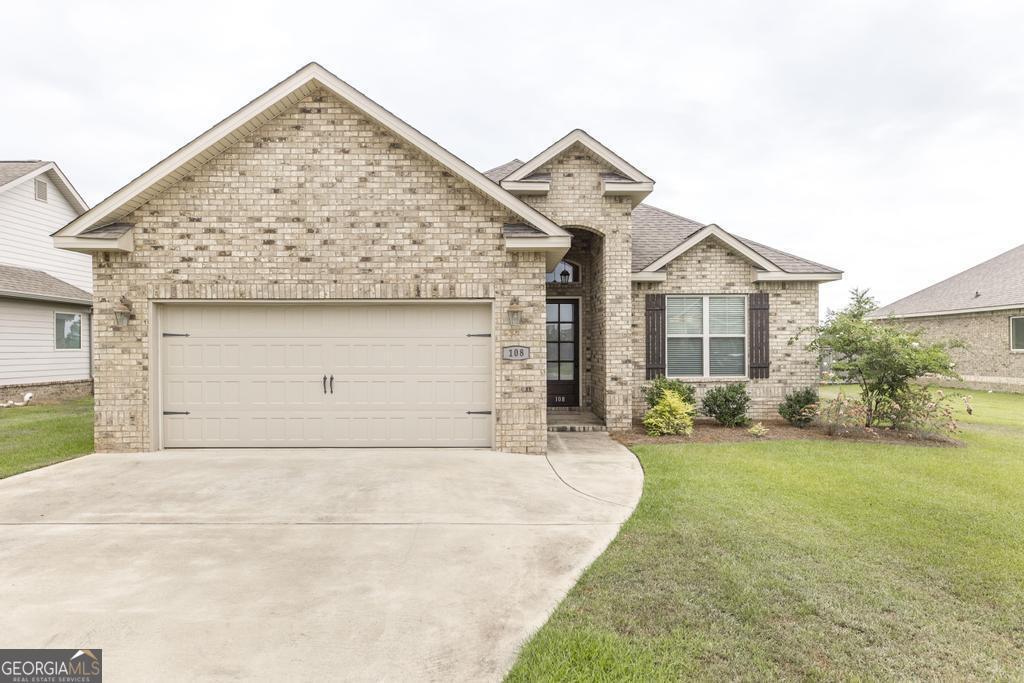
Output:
502 345 531 361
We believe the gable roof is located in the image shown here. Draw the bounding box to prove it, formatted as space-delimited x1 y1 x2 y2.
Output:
483 159 525 182
502 129 653 184
868 243 1024 319
632 204 839 276
0 263 91 305
54 63 569 244
0 161 88 214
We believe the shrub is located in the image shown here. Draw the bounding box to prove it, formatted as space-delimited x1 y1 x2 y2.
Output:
778 387 819 427
642 376 696 408
814 392 873 437
643 389 695 436
701 384 751 427
748 422 769 438
874 386 960 436
799 288 961 427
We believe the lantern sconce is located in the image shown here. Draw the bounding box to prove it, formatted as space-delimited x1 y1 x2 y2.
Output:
559 267 571 284
112 296 133 326
506 297 523 327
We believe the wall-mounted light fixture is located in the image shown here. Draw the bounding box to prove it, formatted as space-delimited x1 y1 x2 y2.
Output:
112 296 133 326
506 297 523 327
559 267 571 284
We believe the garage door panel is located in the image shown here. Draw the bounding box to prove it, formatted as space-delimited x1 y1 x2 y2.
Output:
160 303 492 448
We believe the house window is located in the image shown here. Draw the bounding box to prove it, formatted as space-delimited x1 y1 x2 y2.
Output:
34 178 47 202
666 295 746 377
546 260 580 284
55 313 82 350
1012 317 1024 351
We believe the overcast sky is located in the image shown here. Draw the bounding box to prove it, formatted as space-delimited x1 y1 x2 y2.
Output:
3 0 1022 316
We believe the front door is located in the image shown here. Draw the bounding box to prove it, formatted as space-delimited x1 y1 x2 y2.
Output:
546 299 579 407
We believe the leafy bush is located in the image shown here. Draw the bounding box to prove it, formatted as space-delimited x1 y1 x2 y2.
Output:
701 384 751 427
799 289 961 427
814 392 873 437
642 376 696 408
874 386 960 436
778 387 819 427
748 422 769 438
643 389 695 437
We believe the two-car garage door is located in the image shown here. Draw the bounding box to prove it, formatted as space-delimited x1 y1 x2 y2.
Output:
159 303 492 448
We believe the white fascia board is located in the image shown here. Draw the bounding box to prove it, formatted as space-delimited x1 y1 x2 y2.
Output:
54 232 134 253
55 63 568 240
867 302 1024 320
505 235 571 270
0 163 89 215
505 129 654 184
643 224 780 273
0 163 52 195
631 272 667 282
500 180 551 194
0 291 92 306
754 271 843 282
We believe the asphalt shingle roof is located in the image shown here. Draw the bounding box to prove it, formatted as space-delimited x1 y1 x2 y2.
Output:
0 264 92 305
0 160 49 187
485 158 838 275
869 243 1024 318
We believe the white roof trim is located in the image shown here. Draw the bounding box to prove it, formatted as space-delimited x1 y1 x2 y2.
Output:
504 235 571 270
631 272 667 282
867 302 1024 320
54 232 134 254
0 162 88 215
754 271 843 282
642 224 781 273
503 129 654 184
54 62 569 240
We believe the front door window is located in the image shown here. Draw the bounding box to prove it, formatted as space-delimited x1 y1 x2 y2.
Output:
546 299 579 407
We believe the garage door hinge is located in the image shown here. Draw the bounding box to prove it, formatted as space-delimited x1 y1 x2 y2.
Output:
466 333 491 337
162 410 190 416
162 332 190 337
466 410 492 415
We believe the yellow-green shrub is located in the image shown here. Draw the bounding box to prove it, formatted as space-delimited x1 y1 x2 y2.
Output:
643 389 695 437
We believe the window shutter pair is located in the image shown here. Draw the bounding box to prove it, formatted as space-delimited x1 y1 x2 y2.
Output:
643 292 770 380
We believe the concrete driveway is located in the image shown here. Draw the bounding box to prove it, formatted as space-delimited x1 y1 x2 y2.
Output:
0 432 642 682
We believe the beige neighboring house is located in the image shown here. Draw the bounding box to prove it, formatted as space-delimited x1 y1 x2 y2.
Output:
53 62 841 454
868 243 1024 393
0 161 92 403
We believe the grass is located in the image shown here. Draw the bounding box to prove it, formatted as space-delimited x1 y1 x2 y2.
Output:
0 397 94 478
508 390 1024 681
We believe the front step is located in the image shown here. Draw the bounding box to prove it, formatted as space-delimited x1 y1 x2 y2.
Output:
547 423 608 433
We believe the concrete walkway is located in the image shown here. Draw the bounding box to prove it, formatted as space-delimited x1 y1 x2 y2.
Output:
0 433 642 682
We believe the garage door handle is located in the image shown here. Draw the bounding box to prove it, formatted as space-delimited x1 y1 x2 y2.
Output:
322 375 327 394
163 411 190 416
329 375 334 394
466 410 492 415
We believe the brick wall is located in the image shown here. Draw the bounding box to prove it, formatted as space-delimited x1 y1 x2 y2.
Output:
0 379 93 404
898 308 1024 393
631 238 821 421
92 88 548 454
523 143 634 430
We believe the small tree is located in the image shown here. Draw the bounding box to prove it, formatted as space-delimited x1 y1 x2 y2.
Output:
800 289 961 427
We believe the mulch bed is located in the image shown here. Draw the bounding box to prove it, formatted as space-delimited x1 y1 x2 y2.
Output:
614 419 962 448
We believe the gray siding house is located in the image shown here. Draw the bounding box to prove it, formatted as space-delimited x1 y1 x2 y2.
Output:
53 63 840 453
869 243 1024 393
0 161 92 402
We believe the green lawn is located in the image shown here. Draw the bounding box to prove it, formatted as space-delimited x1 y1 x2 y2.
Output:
0 398 94 478
508 390 1024 681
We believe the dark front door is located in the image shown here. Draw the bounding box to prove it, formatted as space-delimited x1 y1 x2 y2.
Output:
546 299 579 407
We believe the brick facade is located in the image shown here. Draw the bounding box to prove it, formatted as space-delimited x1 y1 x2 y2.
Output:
0 379 93 405
900 309 1024 393
631 238 821 421
523 143 634 431
92 88 548 454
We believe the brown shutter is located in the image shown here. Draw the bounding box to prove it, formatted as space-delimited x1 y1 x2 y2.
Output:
645 293 666 379
748 292 770 379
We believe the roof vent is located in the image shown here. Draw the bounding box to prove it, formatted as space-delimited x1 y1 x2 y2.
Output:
34 178 47 202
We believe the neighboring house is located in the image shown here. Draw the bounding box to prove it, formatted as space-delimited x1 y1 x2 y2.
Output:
53 63 841 454
0 161 92 402
868 244 1024 393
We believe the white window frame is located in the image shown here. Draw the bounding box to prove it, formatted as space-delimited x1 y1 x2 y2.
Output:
54 311 83 351
1011 316 1024 353
665 294 748 379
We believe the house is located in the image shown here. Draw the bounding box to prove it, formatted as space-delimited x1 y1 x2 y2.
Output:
0 161 92 403
53 63 840 454
868 243 1024 393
